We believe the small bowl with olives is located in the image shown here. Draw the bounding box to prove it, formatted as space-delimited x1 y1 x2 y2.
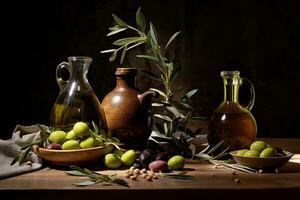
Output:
230 140 294 169
32 121 114 166
33 144 114 166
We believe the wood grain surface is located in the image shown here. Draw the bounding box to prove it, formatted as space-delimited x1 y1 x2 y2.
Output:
1 138 300 200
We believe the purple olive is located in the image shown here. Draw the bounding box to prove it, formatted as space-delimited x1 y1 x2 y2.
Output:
47 143 62 150
149 160 170 172
139 150 154 168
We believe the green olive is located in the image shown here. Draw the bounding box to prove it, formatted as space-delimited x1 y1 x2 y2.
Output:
250 141 267 152
73 122 90 138
62 140 81 150
80 137 95 149
66 130 78 140
121 150 137 166
243 149 260 157
113 149 125 157
167 155 185 170
236 149 248 156
260 147 275 158
104 153 122 169
48 130 67 144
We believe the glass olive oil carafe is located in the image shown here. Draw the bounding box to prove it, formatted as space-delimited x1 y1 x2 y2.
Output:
50 56 107 131
208 71 257 151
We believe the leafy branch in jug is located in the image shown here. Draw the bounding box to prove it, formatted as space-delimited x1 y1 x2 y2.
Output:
101 7 207 157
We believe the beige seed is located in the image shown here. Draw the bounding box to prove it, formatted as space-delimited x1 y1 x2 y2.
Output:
133 168 140 175
130 175 138 180
125 173 131 178
211 172 215 177
142 174 148 179
146 176 153 181
235 178 240 183
141 168 147 174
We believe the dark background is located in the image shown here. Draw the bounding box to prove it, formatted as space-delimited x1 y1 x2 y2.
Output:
1 0 299 139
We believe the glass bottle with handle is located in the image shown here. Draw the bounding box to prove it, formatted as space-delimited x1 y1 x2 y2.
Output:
208 71 257 151
50 56 107 132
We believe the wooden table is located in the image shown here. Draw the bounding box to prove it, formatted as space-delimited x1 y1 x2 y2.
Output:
1 138 300 200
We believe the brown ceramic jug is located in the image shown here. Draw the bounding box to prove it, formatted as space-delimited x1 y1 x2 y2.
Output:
101 68 157 148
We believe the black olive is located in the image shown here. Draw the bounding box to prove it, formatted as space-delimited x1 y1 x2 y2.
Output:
139 151 154 168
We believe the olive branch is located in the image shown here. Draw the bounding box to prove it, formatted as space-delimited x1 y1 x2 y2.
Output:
101 7 207 157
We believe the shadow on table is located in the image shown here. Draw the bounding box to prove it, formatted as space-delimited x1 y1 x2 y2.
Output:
279 155 300 173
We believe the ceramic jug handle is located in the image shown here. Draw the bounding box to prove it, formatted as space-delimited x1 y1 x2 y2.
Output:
241 78 255 111
56 62 70 90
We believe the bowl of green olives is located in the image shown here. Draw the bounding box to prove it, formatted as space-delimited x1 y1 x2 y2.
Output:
230 140 294 169
33 144 114 166
32 121 115 166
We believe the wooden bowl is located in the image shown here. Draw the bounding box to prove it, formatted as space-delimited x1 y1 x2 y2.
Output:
230 150 294 169
32 144 114 166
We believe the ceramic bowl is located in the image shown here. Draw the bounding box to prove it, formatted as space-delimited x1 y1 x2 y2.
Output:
32 144 114 166
230 150 294 169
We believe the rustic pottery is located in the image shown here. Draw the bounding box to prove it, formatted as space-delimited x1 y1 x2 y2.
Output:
101 68 157 148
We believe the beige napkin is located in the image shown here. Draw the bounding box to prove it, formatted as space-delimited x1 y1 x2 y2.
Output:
0 125 45 180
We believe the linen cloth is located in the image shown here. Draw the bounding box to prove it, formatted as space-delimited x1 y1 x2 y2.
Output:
0 125 44 180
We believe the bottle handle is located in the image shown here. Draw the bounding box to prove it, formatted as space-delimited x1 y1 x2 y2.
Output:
56 62 70 90
241 78 255 111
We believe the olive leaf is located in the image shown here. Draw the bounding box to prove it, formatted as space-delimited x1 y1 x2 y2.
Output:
149 22 158 45
100 49 116 54
181 89 198 102
136 7 146 32
107 28 127 36
160 171 197 180
113 37 142 46
120 45 127 64
137 54 159 61
109 51 117 62
165 31 181 50
66 165 129 187
112 14 129 28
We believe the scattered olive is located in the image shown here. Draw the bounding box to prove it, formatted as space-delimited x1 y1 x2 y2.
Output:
167 155 185 170
149 160 169 172
138 150 154 168
104 153 122 169
121 150 137 166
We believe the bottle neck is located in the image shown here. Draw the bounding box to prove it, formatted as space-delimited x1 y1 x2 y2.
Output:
116 75 136 88
68 57 91 82
223 79 239 103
